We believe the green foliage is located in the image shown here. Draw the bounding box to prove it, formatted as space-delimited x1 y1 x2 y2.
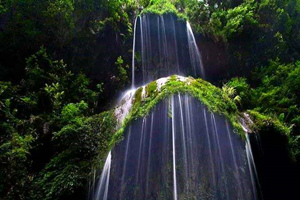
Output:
207 0 258 41
252 60 300 156
227 60 300 162
44 0 74 25
0 0 136 96
61 101 88 123
42 0 75 46
227 60 300 128
0 47 109 199
115 56 129 89
31 110 116 200
186 0 258 42
253 60 300 123
226 77 252 109
0 82 33 200
0 133 33 200
141 0 187 19
185 0 300 79
221 84 240 107
23 46 100 114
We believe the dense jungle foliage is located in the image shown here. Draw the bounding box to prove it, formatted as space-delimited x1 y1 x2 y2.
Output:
0 0 300 199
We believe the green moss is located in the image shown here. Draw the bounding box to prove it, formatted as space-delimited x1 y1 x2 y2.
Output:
134 87 143 104
247 110 290 135
145 81 157 98
247 110 300 161
140 0 187 20
109 75 245 148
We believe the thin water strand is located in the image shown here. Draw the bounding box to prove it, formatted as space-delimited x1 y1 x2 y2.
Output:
177 93 189 191
131 17 138 88
94 151 112 200
186 21 206 78
171 96 178 200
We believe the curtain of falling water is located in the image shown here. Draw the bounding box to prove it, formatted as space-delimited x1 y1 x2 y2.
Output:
132 13 205 86
93 94 259 200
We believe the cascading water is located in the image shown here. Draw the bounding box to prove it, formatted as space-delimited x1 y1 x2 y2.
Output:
132 13 204 86
92 13 259 200
93 94 258 199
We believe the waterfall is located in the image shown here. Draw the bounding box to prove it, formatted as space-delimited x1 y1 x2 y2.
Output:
132 13 205 86
93 94 259 199
92 12 259 200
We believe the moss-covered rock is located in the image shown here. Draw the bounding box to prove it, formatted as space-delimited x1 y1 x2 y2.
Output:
110 75 244 148
247 110 290 136
105 75 298 166
246 110 299 161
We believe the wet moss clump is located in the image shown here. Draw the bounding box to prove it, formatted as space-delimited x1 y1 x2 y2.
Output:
145 81 158 98
134 87 143 104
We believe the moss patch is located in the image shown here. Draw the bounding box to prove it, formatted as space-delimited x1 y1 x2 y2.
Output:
246 110 299 161
145 81 158 98
134 87 143 104
247 110 290 135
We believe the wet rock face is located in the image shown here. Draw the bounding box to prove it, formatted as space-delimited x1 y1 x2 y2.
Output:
97 94 258 200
